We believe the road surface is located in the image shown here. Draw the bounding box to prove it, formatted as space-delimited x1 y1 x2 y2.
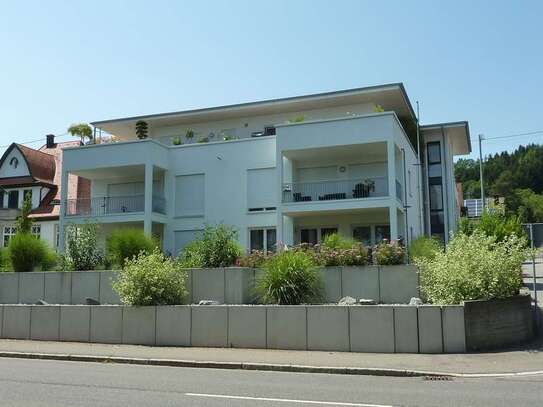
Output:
1 358 542 406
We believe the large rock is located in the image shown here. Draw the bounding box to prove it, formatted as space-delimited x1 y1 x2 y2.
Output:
338 296 357 305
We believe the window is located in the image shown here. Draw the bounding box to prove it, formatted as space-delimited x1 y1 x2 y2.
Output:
247 168 276 211
8 190 19 209
352 226 371 246
427 141 445 240
375 225 391 242
175 174 205 217
249 228 276 252
31 224 41 238
264 126 276 136
320 227 338 240
3 226 16 247
0 193 4 208
300 229 318 245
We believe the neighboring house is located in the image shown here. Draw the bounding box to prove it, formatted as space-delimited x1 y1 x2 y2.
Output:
0 135 89 249
59 83 471 254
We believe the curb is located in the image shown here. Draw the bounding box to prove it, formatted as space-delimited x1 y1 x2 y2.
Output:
1 351 542 378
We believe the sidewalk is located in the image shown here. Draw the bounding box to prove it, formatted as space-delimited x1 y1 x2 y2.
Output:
0 338 542 377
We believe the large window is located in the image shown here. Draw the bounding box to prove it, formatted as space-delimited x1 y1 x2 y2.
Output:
352 226 371 246
8 190 19 209
427 141 445 240
300 228 318 245
247 168 276 212
249 228 276 252
175 174 205 217
375 225 391 242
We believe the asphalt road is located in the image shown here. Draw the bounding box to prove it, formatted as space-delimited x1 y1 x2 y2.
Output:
1 358 543 407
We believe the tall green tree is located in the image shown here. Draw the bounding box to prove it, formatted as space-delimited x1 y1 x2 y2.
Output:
15 194 33 234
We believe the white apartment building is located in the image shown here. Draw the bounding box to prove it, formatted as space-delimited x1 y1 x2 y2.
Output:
59 84 470 254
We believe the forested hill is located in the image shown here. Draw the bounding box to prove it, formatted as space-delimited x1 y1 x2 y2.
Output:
455 144 543 222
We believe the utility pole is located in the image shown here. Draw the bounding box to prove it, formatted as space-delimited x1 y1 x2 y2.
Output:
478 134 485 213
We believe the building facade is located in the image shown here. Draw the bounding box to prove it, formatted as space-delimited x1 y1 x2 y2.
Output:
59 84 470 254
0 136 89 249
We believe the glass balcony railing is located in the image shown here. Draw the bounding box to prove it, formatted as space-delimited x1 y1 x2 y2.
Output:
282 177 388 203
65 194 166 216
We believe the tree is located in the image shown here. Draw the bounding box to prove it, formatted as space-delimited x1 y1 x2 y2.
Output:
68 123 93 143
15 193 33 233
65 222 103 270
135 120 148 139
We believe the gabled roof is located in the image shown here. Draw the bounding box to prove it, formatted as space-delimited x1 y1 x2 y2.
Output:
0 143 56 184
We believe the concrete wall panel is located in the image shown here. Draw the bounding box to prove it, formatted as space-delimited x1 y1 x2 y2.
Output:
60 306 90 342
394 306 419 353
442 305 466 353
266 306 307 350
320 267 342 303
0 274 19 304
380 265 419 304
45 273 72 304
418 306 443 354
122 306 156 345
341 266 379 301
192 269 225 304
191 306 228 347
349 306 394 352
228 306 266 348
225 268 253 304
19 273 45 304
72 272 100 304
99 272 121 304
2 305 30 339
90 305 122 344
156 305 191 346
307 306 349 351
30 306 60 341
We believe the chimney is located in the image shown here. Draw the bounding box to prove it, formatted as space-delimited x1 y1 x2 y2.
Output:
46 134 55 149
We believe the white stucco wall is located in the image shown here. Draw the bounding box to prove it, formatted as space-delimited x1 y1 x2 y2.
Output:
0 148 30 178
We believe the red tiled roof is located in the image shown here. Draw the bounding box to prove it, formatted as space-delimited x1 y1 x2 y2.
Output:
16 144 56 182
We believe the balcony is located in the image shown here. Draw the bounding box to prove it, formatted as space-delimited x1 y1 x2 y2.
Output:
65 194 166 217
282 177 388 203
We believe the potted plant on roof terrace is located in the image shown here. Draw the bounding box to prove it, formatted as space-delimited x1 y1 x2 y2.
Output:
135 120 149 139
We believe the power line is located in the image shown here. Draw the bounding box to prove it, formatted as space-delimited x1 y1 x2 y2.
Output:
0 132 75 149
483 130 543 141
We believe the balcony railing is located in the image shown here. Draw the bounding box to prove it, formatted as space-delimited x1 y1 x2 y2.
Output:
65 194 166 217
282 177 388 203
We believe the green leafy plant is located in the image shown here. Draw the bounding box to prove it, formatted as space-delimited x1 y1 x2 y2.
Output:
417 232 530 304
236 250 270 268
408 236 443 262
318 234 368 266
222 135 238 141
185 128 195 140
197 136 209 143
256 250 322 304
373 104 385 113
106 228 157 268
64 223 103 270
41 250 59 271
321 233 357 250
372 240 405 265
15 194 33 233
8 233 49 272
68 123 93 143
113 249 188 306
178 224 242 268
135 120 149 139
172 136 182 145
288 115 305 123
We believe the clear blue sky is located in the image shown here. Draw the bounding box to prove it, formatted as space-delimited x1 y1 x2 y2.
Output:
1 0 542 159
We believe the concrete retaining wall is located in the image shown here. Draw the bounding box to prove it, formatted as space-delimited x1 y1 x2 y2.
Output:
0 265 419 305
0 304 468 353
464 295 534 351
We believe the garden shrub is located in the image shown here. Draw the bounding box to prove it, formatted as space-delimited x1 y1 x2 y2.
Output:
64 223 103 271
256 250 322 304
8 233 48 272
372 240 405 265
458 211 526 243
107 228 156 267
236 250 270 268
178 224 242 268
41 250 60 271
408 236 443 262
417 231 530 305
113 249 188 306
321 233 358 250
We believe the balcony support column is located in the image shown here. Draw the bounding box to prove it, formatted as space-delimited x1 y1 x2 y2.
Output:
389 206 398 242
387 139 396 199
58 169 69 253
144 163 153 236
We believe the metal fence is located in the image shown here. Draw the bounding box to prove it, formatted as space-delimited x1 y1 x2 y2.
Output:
523 223 542 332
66 194 167 216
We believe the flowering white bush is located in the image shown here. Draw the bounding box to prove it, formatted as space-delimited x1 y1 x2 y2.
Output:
417 232 530 305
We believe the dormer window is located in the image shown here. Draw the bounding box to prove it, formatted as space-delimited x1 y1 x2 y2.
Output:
9 157 18 168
